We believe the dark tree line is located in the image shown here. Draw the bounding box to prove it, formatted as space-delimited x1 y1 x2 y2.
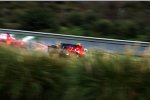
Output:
0 1 149 41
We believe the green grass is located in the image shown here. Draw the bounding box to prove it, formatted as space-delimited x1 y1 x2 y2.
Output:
0 46 149 100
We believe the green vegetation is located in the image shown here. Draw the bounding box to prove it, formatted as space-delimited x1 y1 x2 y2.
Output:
0 46 150 100
0 1 149 41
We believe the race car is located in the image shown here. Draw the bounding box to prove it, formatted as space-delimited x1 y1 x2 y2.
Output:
0 33 26 47
48 43 88 57
0 33 49 53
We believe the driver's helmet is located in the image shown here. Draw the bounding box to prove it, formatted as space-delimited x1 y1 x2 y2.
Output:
76 43 81 46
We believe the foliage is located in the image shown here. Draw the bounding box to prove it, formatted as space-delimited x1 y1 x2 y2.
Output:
18 9 59 31
0 1 149 41
65 12 84 26
0 46 68 100
0 46 150 100
113 20 139 39
59 26 85 36
93 19 113 36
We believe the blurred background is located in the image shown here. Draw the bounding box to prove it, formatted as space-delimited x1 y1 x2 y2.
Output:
0 2 150 100
0 1 149 41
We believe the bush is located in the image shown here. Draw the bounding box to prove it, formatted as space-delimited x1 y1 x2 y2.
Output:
67 52 150 100
65 12 84 26
18 9 59 31
59 26 85 36
0 18 5 27
93 19 113 36
0 46 150 100
0 46 68 100
113 20 139 39
81 10 98 30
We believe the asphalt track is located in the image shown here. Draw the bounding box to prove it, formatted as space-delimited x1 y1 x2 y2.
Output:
0 28 149 55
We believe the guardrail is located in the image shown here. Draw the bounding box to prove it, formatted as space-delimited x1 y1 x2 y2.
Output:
0 28 149 47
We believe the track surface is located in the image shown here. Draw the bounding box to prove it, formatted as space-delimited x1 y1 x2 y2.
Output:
0 28 149 55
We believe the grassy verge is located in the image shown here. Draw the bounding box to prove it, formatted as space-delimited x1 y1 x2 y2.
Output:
0 46 149 100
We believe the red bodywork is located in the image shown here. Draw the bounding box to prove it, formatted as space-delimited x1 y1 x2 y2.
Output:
66 45 86 56
0 33 26 47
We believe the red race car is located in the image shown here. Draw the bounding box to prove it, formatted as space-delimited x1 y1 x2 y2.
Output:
0 33 48 52
48 43 88 57
0 33 26 47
